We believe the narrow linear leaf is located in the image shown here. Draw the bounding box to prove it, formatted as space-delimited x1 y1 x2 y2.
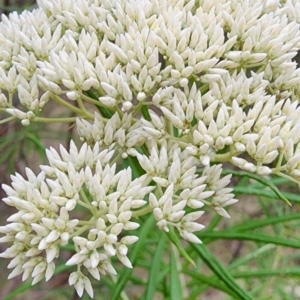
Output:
199 232 300 248
110 215 155 300
122 155 145 178
185 271 239 299
205 214 222 231
234 186 300 203
3 282 32 300
232 268 300 279
185 245 276 297
167 228 195 267
144 233 167 300
228 244 276 270
26 133 46 158
170 245 183 300
141 105 151 121
185 266 300 298
229 213 300 232
223 169 291 206
192 244 254 300
249 176 290 187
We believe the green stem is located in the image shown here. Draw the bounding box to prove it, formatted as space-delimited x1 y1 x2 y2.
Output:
9 93 12 106
110 275 131 300
81 93 108 108
51 93 93 119
131 101 143 116
0 116 15 124
211 147 237 163
80 189 91 206
70 224 90 238
132 183 162 218
171 243 186 298
76 94 91 116
275 152 284 170
132 204 152 218
77 200 93 210
33 117 77 123
205 214 222 231
111 151 122 165
166 133 190 147
272 170 299 186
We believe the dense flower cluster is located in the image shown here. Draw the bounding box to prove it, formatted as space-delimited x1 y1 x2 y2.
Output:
1 0 300 297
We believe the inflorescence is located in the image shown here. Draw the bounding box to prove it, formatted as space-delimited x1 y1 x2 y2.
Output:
1 0 300 297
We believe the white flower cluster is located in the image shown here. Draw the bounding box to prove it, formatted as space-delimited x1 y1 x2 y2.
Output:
0 142 153 297
1 0 300 297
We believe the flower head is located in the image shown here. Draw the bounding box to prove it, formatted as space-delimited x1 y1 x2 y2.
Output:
1 0 300 297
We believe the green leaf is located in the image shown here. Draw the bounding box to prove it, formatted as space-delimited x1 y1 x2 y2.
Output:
191 243 254 300
144 233 167 300
198 231 300 248
233 186 300 203
170 245 183 300
229 213 300 232
110 215 155 300
222 169 291 206
186 245 278 298
167 228 195 267
228 244 276 271
185 271 239 299
226 171 291 206
232 268 300 279
26 133 46 159
122 155 145 179
205 214 222 231
141 105 151 121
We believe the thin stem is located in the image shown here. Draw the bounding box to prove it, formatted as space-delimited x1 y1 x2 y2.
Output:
80 189 91 205
132 182 162 218
212 151 233 163
165 118 173 136
83 92 124 117
275 152 284 170
51 93 94 119
70 224 90 238
171 243 188 298
79 189 97 215
33 117 77 123
166 133 190 146
110 274 131 300
272 171 299 186
81 93 105 107
76 94 95 118
132 204 152 218
0 116 15 124
77 200 93 210
77 220 94 226
243 61 267 69
111 151 122 165
8 93 12 106
131 101 143 116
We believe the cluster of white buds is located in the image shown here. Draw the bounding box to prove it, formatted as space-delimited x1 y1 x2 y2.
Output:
1 0 300 297
0 142 153 297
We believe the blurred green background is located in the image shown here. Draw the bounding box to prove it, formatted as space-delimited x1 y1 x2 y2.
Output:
0 0 36 14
